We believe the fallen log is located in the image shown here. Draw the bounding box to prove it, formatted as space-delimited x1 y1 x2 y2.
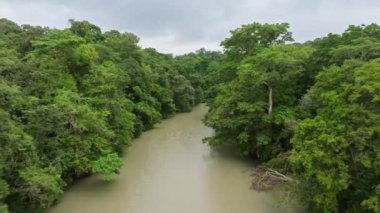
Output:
250 167 292 191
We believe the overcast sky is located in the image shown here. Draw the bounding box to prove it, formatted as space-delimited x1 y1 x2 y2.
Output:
1 0 380 54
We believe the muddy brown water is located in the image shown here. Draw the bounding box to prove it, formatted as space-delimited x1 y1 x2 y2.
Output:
49 104 299 213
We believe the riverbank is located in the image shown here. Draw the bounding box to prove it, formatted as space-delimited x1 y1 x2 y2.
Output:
49 105 299 213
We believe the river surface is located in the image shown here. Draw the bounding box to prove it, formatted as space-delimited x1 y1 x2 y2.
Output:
50 104 298 213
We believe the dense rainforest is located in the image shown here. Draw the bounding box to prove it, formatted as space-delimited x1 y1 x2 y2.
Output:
0 18 379 213
0 18 221 212
204 23 380 212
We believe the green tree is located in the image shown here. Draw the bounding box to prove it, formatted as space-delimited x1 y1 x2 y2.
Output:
90 153 124 181
291 59 380 212
217 22 293 82
82 61 135 150
17 167 64 209
69 19 103 42
205 44 310 159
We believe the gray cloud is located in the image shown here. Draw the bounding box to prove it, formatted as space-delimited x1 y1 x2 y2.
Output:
1 0 380 54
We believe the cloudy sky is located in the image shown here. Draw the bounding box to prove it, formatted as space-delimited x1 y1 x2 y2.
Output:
1 0 380 54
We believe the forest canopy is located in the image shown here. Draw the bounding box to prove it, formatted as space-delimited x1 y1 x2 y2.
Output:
0 18 220 212
0 18 379 213
205 22 380 213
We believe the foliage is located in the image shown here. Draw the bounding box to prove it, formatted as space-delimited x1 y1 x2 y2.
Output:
17 167 64 209
0 18 214 212
2 17 379 213
90 153 124 181
205 22 380 212
291 60 380 212
205 44 310 159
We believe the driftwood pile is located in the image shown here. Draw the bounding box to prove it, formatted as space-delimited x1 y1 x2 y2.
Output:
250 167 292 191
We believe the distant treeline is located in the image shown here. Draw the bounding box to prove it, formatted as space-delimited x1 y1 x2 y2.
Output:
204 22 380 212
0 18 221 212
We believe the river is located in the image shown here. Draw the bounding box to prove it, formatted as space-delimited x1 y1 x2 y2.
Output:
49 104 299 213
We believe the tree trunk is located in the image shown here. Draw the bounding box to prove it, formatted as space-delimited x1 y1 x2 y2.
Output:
268 86 273 116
